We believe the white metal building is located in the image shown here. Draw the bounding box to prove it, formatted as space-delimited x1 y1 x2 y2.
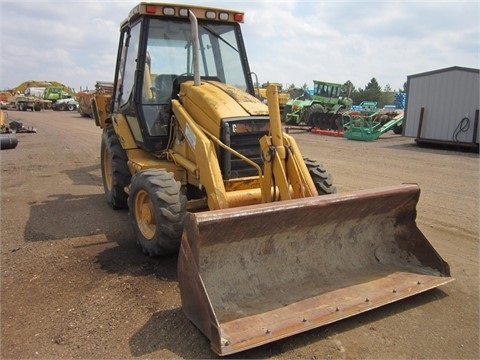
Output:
404 66 479 149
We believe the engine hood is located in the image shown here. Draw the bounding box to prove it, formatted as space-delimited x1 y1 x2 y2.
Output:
178 80 270 137
179 80 269 121
208 81 269 116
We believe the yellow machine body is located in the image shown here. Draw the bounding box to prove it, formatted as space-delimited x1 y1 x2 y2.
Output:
93 2 453 356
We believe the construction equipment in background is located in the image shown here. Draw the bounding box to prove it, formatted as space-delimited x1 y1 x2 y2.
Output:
255 82 290 110
0 111 18 149
43 85 77 106
0 110 9 133
343 108 404 141
0 110 37 135
92 2 452 356
0 91 10 107
337 100 378 134
51 98 79 111
2 80 77 109
350 100 378 114
283 79 353 130
77 81 114 118
8 80 68 95
6 93 47 111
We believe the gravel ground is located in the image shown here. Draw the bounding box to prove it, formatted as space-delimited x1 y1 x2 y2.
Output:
1 109 478 359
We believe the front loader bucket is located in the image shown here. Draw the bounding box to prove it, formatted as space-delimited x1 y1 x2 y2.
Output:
178 184 453 356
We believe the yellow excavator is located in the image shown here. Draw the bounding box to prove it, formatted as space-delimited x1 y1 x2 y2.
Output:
92 2 453 356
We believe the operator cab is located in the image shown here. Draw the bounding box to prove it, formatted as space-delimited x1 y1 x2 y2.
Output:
111 3 255 153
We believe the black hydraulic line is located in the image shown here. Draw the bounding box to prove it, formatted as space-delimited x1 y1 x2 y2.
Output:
452 117 470 142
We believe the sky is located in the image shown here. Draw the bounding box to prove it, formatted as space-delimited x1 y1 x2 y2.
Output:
0 0 479 93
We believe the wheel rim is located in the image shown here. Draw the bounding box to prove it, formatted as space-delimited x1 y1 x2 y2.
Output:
134 189 156 240
103 147 112 191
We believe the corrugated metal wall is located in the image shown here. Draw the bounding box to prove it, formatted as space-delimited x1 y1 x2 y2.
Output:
404 67 479 145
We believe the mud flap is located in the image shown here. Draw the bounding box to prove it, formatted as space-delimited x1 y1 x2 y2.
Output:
178 184 453 356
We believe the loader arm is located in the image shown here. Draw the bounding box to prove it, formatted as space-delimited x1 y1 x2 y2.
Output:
171 98 228 210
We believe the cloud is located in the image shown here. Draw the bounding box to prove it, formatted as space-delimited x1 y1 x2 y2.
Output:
0 0 478 93
246 0 479 90
0 1 132 90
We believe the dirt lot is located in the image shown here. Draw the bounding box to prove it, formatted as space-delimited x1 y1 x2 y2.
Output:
1 109 478 359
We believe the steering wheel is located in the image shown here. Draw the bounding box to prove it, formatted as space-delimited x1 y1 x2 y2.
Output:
174 73 194 83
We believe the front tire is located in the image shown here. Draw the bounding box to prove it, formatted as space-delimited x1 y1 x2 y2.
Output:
282 105 292 123
101 126 130 209
128 169 187 256
304 158 336 195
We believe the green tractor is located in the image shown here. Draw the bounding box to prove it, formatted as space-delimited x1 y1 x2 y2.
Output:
283 80 352 130
43 86 77 107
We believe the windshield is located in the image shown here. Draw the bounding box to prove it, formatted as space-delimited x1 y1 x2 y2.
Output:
314 82 343 98
144 18 248 95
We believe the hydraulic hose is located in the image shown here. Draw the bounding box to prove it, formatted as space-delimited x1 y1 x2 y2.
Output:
452 117 470 142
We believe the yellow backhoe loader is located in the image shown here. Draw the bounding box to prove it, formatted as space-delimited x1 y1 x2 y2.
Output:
92 2 453 356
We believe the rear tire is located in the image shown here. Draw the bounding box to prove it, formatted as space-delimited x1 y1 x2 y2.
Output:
304 158 336 195
303 103 325 127
101 126 130 209
282 105 294 124
67 104 76 111
128 169 187 256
